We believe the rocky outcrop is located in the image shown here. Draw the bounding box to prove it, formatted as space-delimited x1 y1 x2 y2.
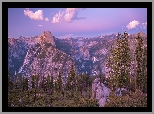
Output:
79 46 90 60
18 42 75 84
115 88 127 96
92 78 110 107
8 31 56 78
39 31 55 47
8 38 29 78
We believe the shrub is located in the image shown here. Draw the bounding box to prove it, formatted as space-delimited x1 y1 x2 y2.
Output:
104 89 147 107
73 92 80 104
77 97 99 107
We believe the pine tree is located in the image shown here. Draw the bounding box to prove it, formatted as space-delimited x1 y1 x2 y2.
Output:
40 75 46 91
81 73 90 91
54 80 58 93
14 74 21 89
119 32 131 88
57 72 63 93
106 32 131 91
142 46 147 92
31 75 35 88
31 74 39 89
75 74 79 92
43 77 47 91
46 75 51 91
50 76 54 93
106 45 116 90
135 33 145 90
35 74 39 89
66 64 76 91
22 76 29 91
8 69 13 90
77 74 83 95
25 77 29 90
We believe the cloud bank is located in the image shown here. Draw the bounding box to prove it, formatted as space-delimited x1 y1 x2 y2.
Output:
52 8 86 24
142 22 147 29
126 20 140 29
126 20 147 30
24 8 43 20
24 8 85 23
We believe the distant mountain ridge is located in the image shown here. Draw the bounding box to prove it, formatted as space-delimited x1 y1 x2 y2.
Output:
8 31 147 81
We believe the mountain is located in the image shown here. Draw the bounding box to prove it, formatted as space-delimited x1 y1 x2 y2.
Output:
18 42 75 83
8 31 147 80
8 37 29 79
55 35 116 76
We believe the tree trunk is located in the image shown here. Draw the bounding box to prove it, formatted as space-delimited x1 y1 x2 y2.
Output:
129 77 131 91
134 76 136 92
34 89 36 102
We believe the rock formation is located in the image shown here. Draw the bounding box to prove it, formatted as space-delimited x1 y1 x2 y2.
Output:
18 42 75 84
39 31 55 47
115 88 127 96
92 78 110 107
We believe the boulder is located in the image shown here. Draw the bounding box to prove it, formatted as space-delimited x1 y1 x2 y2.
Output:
96 87 103 100
102 85 110 97
92 78 100 98
115 88 127 96
92 78 110 107
98 98 107 107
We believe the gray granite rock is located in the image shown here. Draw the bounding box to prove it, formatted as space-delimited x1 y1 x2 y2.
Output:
98 97 107 107
115 88 127 96
92 78 110 107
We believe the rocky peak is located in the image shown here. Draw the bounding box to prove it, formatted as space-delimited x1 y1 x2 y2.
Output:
39 31 55 46
8 38 15 46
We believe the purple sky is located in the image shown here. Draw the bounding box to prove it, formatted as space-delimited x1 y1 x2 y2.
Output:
8 8 147 38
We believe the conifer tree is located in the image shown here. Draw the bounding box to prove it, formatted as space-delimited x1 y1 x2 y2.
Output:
43 77 47 91
50 76 54 93
35 74 39 89
54 80 58 93
14 74 21 89
106 45 116 90
66 64 76 91
142 46 147 92
46 75 51 91
22 76 29 91
57 72 63 93
75 74 79 92
77 74 83 94
135 33 145 90
8 69 13 90
106 32 131 90
81 73 90 91
25 78 29 90
31 75 35 88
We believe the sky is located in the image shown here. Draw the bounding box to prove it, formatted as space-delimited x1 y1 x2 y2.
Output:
8 8 147 38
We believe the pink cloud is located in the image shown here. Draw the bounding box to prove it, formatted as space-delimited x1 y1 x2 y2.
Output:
24 8 43 20
45 18 49 21
126 20 140 29
51 8 86 24
142 22 147 29
52 10 64 23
